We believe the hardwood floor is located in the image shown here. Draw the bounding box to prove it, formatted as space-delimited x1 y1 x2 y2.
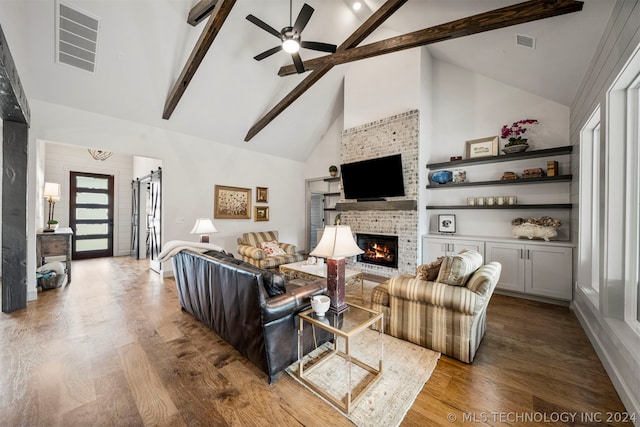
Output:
1 256 632 426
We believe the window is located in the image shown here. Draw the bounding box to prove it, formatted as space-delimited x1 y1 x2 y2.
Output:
578 106 601 303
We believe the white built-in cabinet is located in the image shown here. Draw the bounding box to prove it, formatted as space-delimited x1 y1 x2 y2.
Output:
422 236 485 261
422 235 573 302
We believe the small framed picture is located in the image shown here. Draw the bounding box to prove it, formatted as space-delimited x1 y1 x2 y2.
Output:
465 136 499 159
438 214 456 234
256 187 268 203
254 206 269 222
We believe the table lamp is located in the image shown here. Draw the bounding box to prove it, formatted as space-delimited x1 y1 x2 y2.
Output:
43 182 61 232
310 225 363 313
190 218 218 243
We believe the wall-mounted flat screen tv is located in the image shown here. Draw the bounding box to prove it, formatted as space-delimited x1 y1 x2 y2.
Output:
340 154 405 201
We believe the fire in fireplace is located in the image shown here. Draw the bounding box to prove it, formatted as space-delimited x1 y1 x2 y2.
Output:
356 233 398 269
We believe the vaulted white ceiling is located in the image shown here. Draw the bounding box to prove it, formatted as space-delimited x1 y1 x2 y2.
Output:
0 0 616 161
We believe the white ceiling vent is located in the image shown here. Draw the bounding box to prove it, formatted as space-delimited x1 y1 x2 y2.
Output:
55 2 100 73
516 34 536 49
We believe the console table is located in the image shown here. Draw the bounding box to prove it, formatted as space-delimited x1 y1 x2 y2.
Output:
36 227 73 283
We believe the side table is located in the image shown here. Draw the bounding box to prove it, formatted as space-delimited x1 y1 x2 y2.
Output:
297 303 383 413
36 227 73 283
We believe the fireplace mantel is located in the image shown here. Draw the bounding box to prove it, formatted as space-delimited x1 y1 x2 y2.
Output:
335 200 417 211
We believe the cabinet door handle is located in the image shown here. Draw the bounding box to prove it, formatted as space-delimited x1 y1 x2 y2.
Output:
526 250 531 260
520 249 524 259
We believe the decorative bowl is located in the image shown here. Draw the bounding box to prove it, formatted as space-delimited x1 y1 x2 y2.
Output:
311 295 330 317
431 170 453 184
512 224 558 241
502 144 529 154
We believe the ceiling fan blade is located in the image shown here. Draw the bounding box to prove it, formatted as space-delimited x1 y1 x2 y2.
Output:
293 3 314 34
300 41 337 53
246 14 282 38
291 52 305 74
254 45 283 61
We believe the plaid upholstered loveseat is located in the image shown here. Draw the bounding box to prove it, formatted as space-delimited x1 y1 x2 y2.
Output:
371 250 501 363
237 231 304 269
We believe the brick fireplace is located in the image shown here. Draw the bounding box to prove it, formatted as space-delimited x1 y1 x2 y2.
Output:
339 110 419 277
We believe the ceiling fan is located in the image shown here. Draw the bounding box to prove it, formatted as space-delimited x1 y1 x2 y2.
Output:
246 1 337 74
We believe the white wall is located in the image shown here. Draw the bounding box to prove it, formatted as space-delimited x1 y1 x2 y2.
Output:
133 156 163 180
570 0 640 421
429 59 571 239
28 98 306 294
44 143 133 257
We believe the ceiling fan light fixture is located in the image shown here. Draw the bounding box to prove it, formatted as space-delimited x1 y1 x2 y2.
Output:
282 38 300 53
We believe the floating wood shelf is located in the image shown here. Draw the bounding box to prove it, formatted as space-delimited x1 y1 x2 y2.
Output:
427 145 573 169
427 175 573 189
425 204 572 210
336 200 418 211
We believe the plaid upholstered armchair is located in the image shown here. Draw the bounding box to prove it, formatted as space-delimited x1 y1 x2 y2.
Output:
371 249 501 363
237 231 304 269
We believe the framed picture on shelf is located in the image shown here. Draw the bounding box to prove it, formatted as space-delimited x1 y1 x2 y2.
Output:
438 214 456 234
254 206 269 222
465 136 498 159
214 185 251 219
256 187 268 203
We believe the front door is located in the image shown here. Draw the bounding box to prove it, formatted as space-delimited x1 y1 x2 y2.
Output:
69 171 114 259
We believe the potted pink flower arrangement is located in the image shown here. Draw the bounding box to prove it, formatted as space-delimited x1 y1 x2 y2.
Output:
500 119 538 153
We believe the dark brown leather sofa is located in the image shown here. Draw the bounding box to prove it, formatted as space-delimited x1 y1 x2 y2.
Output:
172 249 328 383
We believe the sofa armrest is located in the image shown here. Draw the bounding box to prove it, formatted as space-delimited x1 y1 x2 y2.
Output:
237 244 265 260
262 280 327 323
388 274 482 315
465 262 501 297
279 242 297 255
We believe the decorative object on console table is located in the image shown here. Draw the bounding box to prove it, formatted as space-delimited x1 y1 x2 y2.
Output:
43 182 61 232
465 136 499 159
438 214 456 233
511 216 562 241
254 206 269 222
190 218 217 243
256 187 268 203
309 225 363 313
500 118 538 153
214 185 251 219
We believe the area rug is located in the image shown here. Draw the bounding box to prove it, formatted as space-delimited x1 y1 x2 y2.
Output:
286 280 441 427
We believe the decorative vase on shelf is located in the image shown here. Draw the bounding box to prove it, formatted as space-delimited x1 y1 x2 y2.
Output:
502 138 530 154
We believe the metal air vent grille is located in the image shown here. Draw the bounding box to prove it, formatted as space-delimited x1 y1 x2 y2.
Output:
56 2 100 73
516 34 536 49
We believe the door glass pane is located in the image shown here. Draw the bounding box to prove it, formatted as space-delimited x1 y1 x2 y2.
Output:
76 176 108 189
76 238 108 251
76 208 108 220
76 192 108 205
76 223 108 236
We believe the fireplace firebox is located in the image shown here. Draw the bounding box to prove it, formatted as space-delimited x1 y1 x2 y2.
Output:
356 233 398 269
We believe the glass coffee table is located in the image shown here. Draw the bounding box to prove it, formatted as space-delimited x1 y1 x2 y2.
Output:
280 260 364 296
296 303 383 414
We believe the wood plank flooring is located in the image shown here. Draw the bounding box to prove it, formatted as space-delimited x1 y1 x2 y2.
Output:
0 256 632 426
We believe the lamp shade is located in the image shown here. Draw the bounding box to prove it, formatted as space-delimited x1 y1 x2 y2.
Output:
310 225 363 259
43 182 61 199
190 218 218 234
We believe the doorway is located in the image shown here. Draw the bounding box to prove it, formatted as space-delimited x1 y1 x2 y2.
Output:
69 171 114 259
130 168 162 272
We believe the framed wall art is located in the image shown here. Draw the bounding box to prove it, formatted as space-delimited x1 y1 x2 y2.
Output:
254 206 269 222
438 214 456 234
256 187 268 203
214 185 251 219
465 136 498 159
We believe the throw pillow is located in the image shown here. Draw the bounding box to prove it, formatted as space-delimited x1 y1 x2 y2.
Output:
415 257 443 281
436 249 483 286
260 241 286 256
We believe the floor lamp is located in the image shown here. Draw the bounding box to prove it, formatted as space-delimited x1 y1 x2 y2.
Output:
190 218 218 243
310 225 363 313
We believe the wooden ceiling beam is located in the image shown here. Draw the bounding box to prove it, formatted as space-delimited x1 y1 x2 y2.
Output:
163 0 235 120
278 0 583 76
244 0 408 141
188 0 217 26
